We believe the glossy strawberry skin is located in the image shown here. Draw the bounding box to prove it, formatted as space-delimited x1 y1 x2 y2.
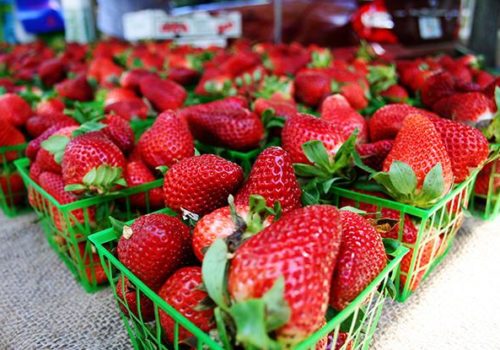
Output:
125 160 163 209
117 213 193 289
339 83 368 110
35 99 65 118
116 276 156 322
105 100 149 121
228 205 342 344
383 114 453 190
430 116 489 183
158 267 215 343
294 70 331 106
253 97 297 121
320 94 368 143
474 160 500 196
163 155 244 216
380 84 409 102
26 125 71 161
432 92 495 124
330 211 386 310
38 58 66 86
421 71 456 107
102 114 135 154
137 110 194 169
62 132 126 189
0 118 26 161
235 146 302 213
139 75 187 112
356 140 393 171
0 93 32 127
55 74 94 101
368 104 437 142
282 113 344 164
36 126 78 174
25 113 78 138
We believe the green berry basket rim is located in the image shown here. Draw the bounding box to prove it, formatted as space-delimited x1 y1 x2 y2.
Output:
89 210 409 350
14 157 163 210
330 169 479 219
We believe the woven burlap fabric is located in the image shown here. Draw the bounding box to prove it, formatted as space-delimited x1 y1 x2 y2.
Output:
0 213 499 349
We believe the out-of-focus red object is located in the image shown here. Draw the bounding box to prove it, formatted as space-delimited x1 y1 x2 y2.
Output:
351 0 398 44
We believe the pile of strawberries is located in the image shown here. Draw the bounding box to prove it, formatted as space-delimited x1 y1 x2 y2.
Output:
1 38 499 348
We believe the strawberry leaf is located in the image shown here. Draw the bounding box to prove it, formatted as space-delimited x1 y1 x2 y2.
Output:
202 239 230 310
302 140 331 170
108 216 126 236
214 307 233 350
419 163 445 203
387 161 417 195
41 135 70 164
260 276 290 331
64 184 86 192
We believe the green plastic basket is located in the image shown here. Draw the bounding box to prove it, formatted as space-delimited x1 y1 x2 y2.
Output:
0 144 30 217
89 209 408 350
329 172 477 302
14 157 164 293
469 144 500 220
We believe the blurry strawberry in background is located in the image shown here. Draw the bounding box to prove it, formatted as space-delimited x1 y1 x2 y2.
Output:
352 0 398 44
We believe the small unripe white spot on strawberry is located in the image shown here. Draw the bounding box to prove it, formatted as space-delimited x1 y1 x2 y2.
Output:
123 225 133 240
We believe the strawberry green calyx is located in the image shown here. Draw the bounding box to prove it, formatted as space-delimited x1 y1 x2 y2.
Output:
41 135 71 164
308 50 332 69
72 121 106 137
204 80 237 97
356 40 377 62
64 164 127 195
255 75 293 101
372 161 446 208
367 64 397 95
202 239 290 350
261 108 286 129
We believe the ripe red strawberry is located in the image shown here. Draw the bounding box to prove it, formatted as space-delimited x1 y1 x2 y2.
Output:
474 70 495 89
445 63 472 84
337 83 368 110
474 160 500 196
117 213 193 289
26 113 78 138
62 132 126 194
320 94 368 143
0 93 32 127
179 96 248 122
194 70 233 96
69 242 107 285
420 71 456 107
429 116 489 183
26 124 71 161
282 113 344 164
368 104 437 141
29 160 43 183
330 211 386 310
35 98 65 117
38 57 66 86
138 110 194 169
125 160 163 209
432 92 495 124
235 146 302 212
378 114 453 207
0 119 26 161
55 75 94 101
294 69 331 106
116 276 155 322
38 171 95 231
37 126 78 174
88 57 123 87
102 114 134 154
158 267 215 343
482 77 500 100
163 154 244 216
380 84 409 102
356 140 393 171
0 172 25 206
398 65 433 92
228 205 342 345
120 68 157 92
253 97 297 122
139 75 187 112
105 100 149 121
104 87 139 106
185 105 264 151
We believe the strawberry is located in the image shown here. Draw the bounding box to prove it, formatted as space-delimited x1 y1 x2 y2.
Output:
356 140 393 171
88 57 123 87
69 242 107 285
336 83 368 110
474 160 500 196
368 104 437 141
227 205 342 346
55 74 94 101
398 65 433 92
37 126 78 174
163 154 244 216
104 100 149 121
138 110 194 169
116 276 155 322
117 213 193 289
38 57 66 86
219 50 260 76
0 172 25 207
253 97 297 121
139 75 187 112
482 76 500 99
158 267 215 343
25 113 78 138
445 63 472 84
179 96 248 121
185 105 264 151
432 92 495 125
29 160 43 183
294 69 331 106
281 113 344 164
429 116 489 183
320 94 368 143
62 132 127 194
26 124 71 161
474 70 494 89
102 114 134 154
195 70 233 96
120 68 157 92
0 119 26 161
125 160 163 209
0 93 32 127
330 210 386 310
420 71 456 107
104 87 139 106
235 147 302 213
374 114 453 207
35 98 65 117
380 84 409 102
38 171 95 231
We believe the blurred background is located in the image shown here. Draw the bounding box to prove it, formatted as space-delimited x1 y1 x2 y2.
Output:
0 0 499 67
